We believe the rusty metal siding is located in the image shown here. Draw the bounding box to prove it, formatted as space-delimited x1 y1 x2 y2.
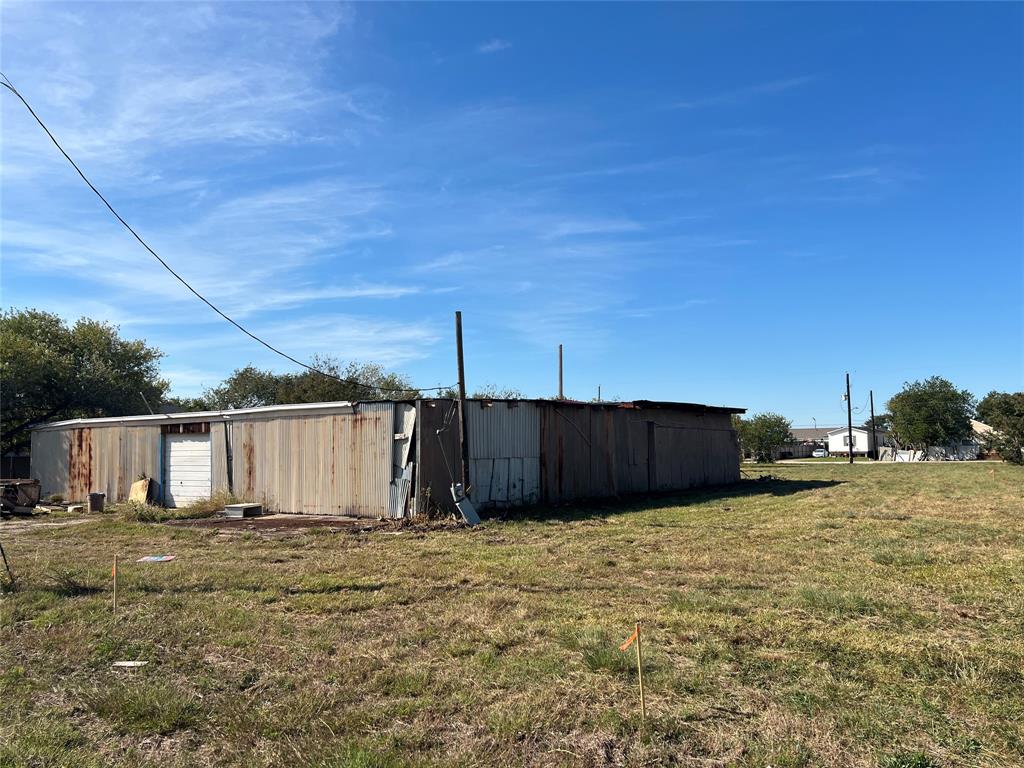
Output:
30 429 70 498
228 402 394 516
466 400 540 508
30 425 161 502
538 404 740 503
68 427 93 501
88 426 162 501
415 399 461 516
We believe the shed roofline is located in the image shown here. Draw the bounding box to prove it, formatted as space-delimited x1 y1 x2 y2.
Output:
31 401 358 431
451 398 745 414
32 397 745 432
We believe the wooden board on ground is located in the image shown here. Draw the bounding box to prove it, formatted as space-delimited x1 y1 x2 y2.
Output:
129 478 152 503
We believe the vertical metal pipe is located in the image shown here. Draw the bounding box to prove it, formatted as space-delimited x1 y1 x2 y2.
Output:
455 312 469 491
846 372 854 465
558 344 564 400
869 390 876 460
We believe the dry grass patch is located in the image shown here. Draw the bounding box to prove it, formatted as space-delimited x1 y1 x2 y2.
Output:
1 463 1022 767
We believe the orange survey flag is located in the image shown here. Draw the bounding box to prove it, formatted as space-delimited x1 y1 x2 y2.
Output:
619 627 639 652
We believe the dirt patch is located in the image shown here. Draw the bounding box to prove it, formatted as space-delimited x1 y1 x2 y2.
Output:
0 515 96 535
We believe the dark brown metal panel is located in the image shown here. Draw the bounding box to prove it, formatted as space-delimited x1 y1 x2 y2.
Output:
540 402 595 503
589 407 617 498
415 399 461 516
68 427 92 501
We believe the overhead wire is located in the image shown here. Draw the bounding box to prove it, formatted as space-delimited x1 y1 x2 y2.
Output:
0 72 453 395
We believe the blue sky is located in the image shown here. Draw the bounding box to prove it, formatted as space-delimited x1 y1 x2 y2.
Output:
2 2 1021 426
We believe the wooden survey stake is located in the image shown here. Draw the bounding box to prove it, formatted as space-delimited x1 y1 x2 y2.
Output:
112 555 119 618
620 622 646 725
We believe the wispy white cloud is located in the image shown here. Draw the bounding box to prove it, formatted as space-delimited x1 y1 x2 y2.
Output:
820 167 882 181
477 38 512 54
671 75 818 109
543 217 645 239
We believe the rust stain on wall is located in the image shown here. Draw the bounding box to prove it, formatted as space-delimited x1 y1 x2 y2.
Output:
68 427 93 501
242 424 255 499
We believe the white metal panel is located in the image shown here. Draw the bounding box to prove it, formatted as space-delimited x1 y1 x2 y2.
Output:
392 403 416 474
164 434 212 507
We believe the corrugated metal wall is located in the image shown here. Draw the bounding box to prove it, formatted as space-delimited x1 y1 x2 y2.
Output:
30 429 70 498
229 402 395 516
30 425 162 502
537 403 739 505
415 399 461 516
466 400 541 507
31 399 739 515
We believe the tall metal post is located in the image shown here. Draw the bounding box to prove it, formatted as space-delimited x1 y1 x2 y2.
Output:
846 372 854 465
455 311 469 491
558 344 564 400
869 390 877 460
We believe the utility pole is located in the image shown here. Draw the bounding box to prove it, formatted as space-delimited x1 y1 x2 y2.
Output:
869 389 877 460
455 311 469 491
558 344 564 400
597 385 601 402
846 372 854 465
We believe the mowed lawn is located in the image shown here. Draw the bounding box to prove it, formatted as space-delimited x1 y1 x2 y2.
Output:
2 464 1022 768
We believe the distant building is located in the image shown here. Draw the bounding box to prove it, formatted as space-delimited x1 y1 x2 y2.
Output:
740 427 836 460
789 428 836 445
826 426 889 457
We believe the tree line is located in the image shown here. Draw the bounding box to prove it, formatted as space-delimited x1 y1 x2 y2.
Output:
0 309 523 454
734 377 1023 464
2 310 1020 463
0 310 422 453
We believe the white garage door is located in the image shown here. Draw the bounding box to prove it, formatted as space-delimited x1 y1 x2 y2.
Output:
164 433 212 508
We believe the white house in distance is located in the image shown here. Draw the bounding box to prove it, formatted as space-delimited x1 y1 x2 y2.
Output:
826 426 888 456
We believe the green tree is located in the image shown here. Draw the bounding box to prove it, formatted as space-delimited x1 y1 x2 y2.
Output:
199 356 419 410
470 384 523 399
0 309 168 452
887 377 975 453
976 391 1024 465
202 365 280 409
862 413 892 432
435 384 524 399
737 412 792 463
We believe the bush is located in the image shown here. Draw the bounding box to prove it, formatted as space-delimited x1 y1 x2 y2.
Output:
736 413 793 463
112 491 239 522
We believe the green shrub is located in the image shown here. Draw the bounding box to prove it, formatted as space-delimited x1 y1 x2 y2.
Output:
112 491 239 522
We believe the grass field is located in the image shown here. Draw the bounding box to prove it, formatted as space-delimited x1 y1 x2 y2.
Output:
2 463 1022 768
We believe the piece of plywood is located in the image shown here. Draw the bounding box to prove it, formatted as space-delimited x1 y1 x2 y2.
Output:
129 477 152 503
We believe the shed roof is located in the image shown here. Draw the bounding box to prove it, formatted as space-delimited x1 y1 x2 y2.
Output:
32 397 744 432
452 398 744 414
32 401 358 431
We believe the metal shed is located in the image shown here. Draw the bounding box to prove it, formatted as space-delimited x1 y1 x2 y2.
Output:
30 402 416 518
413 398 744 514
31 397 743 518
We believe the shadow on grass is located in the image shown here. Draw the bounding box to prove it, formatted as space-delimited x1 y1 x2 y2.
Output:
493 477 843 523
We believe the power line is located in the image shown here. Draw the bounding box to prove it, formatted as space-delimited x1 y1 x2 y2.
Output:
0 72 451 396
